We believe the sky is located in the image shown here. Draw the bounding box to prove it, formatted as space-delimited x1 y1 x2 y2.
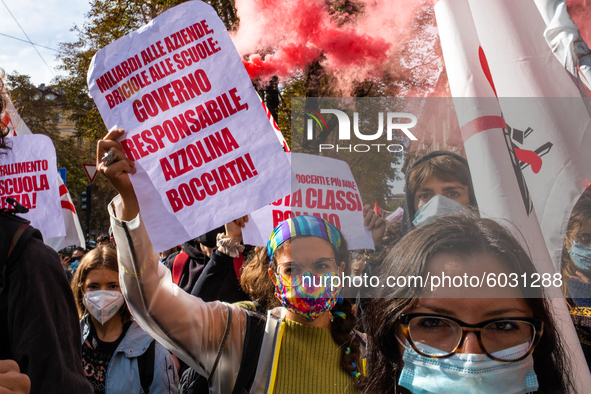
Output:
0 0 91 86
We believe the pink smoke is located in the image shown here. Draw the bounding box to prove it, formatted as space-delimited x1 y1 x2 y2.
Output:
233 0 437 95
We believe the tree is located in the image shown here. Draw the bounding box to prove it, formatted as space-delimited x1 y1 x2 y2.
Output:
6 73 60 136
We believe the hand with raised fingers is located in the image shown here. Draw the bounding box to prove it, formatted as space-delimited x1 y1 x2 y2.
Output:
363 203 387 246
96 128 139 220
0 360 30 394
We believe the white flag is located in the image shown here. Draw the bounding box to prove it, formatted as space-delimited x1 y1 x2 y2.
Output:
2 93 32 137
259 94 290 152
466 0 591 272
435 0 591 391
45 180 86 251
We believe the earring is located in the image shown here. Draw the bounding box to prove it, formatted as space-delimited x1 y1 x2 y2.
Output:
391 361 399 394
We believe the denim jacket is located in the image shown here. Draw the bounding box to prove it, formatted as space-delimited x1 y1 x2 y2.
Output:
80 315 178 394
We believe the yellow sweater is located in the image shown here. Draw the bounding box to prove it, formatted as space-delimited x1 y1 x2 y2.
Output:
273 319 359 394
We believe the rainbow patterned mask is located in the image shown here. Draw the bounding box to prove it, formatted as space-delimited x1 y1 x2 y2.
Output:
274 273 341 321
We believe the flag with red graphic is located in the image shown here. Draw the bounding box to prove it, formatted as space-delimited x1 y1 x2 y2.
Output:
2 92 85 250
374 200 381 216
466 0 591 269
435 0 591 389
259 94 290 152
45 180 86 251
2 93 32 137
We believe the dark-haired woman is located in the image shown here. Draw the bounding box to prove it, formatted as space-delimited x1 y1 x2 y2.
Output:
561 190 591 368
71 246 179 394
96 129 385 393
363 214 572 394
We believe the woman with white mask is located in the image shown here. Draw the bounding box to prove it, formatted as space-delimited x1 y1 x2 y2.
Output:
363 214 573 394
71 246 179 394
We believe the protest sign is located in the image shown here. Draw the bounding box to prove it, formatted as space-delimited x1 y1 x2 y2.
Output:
0 134 65 238
243 153 374 250
87 1 291 252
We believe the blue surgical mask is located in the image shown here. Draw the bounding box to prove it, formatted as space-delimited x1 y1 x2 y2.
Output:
398 342 539 394
412 194 466 227
569 240 591 271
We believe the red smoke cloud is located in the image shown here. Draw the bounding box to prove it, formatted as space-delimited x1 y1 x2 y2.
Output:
233 0 435 94
232 1 591 96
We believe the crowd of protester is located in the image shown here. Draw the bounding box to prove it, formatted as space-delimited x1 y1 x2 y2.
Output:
2 92 591 394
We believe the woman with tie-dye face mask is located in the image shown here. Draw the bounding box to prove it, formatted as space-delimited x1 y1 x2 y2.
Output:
263 215 367 390
98 128 388 393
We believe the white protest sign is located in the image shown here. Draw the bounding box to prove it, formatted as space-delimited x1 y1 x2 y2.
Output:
243 153 374 250
0 135 65 238
87 1 291 252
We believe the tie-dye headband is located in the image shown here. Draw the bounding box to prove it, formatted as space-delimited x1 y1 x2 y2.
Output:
267 215 342 264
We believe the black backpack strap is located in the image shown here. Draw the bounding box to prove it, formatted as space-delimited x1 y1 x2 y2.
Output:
138 340 156 394
232 310 266 394
208 305 233 384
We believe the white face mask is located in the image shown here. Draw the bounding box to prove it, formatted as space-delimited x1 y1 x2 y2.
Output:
83 290 125 325
413 194 466 227
398 341 539 394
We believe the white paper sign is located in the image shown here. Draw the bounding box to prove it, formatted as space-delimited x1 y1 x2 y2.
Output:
87 1 291 252
243 153 374 250
0 135 65 238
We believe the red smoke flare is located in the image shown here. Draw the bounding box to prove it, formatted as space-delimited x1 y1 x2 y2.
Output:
233 0 435 94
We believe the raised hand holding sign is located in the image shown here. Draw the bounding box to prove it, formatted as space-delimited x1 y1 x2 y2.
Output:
88 2 290 252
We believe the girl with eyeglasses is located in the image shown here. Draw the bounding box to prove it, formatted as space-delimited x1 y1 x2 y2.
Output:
362 214 572 394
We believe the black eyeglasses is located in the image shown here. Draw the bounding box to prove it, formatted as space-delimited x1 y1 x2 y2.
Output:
398 313 544 362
